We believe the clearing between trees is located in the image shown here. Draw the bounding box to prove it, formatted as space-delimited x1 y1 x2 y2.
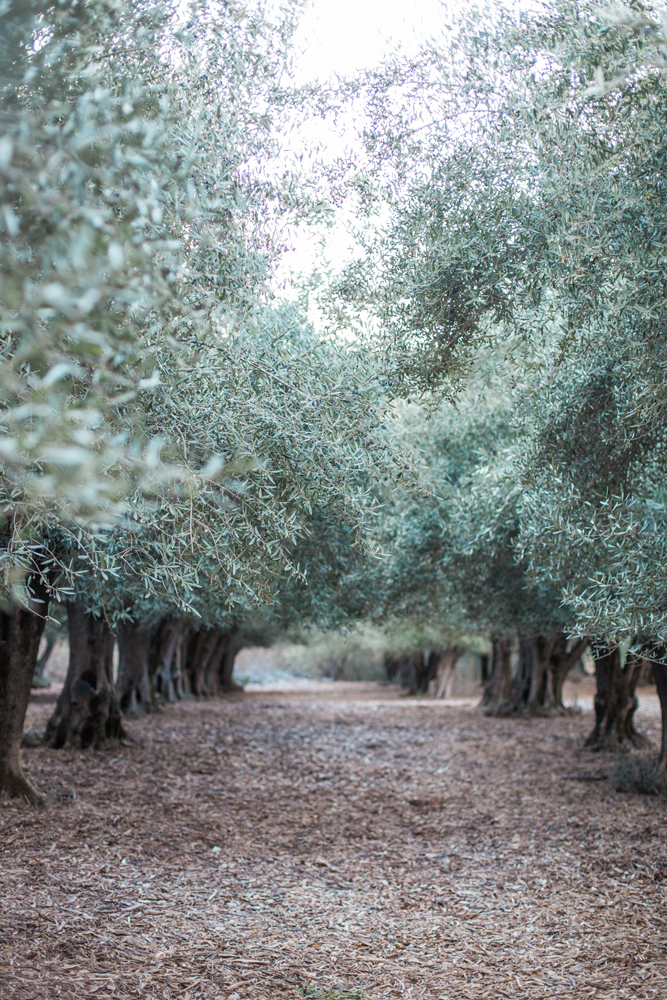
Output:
1 683 666 1000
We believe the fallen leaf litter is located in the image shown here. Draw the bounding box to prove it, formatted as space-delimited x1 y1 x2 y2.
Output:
1 680 666 998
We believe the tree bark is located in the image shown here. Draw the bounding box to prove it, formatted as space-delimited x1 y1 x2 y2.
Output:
32 628 56 688
153 619 187 701
549 636 588 711
482 636 512 715
404 651 423 694
434 646 464 700
44 602 123 749
525 635 553 713
425 650 440 692
498 635 534 715
584 641 647 749
206 630 232 696
650 646 667 771
412 650 432 694
0 570 50 803
116 622 152 716
206 632 231 695
386 652 418 690
193 628 220 696
218 635 242 692
180 628 241 695
383 652 401 683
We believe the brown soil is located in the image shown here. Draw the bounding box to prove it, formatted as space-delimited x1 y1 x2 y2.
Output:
1 682 666 999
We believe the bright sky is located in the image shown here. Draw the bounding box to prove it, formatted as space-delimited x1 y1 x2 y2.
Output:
277 0 454 303
292 0 449 82
276 0 502 308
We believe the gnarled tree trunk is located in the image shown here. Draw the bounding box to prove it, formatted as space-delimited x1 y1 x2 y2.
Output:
206 631 231 694
44 602 123 749
434 645 465 700
0 570 50 803
383 651 401 683
181 628 241 696
219 635 242 692
185 628 221 696
403 651 423 694
153 619 187 701
116 622 152 716
499 635 535 715
548 635 588 711
585 641 647 749
412 649 433 694
482 636 512 715
525 634 553 713
487 633 580 718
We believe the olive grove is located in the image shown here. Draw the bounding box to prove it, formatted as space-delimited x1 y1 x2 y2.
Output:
4 0 667 804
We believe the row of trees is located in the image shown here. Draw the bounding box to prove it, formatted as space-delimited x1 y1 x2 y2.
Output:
4 0 667 802
330 0 667 761
0 0 412 801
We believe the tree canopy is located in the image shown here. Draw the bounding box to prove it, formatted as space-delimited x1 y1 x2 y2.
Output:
326 0 667 651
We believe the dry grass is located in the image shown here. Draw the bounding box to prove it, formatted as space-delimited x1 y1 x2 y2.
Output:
610 755 667 797
1 681 666 999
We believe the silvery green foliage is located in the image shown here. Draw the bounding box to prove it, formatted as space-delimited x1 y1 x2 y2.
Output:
367 365 568 641
509 3 667 639
0 0 191 596
0 0 416 619
59 312 405 624
340 1 667 642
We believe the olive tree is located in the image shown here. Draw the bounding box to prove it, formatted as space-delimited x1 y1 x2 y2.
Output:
1 0 192 799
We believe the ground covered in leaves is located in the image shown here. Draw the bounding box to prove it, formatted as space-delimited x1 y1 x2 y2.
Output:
2 681 667 999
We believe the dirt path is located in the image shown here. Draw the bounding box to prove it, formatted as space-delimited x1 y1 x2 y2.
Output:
2 683 666 999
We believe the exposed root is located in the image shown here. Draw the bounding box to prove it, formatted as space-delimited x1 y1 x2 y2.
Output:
0 767 46 807
585 731 653 753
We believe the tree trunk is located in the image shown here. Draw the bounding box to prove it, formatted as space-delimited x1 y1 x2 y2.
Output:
482 636 512 715
44 602 123 749
434 646 464 699
584 641 647 749
383 652 401 683
180 628 241 695
0 571 50 803
650 646 667 771
525 635 553 713
498 635 534 715
404 651 424 694
218 636 242 691
425 650 439 691
549 636 588 711
479 654 489 683
153 619 186 701
413 649 433 694
32 629 56 688
183 628 228 696
205 632 232 695
116 622 152 716
393 653 407 688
